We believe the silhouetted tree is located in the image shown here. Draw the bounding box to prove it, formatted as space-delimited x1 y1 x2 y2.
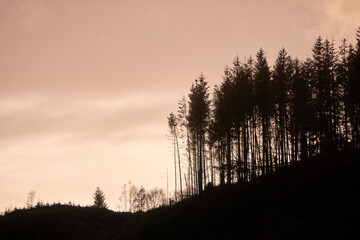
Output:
167 112 183 201
232 56 254 182
26 190 36 209
291 59 310 161
93 187 107 209
128 182 138 212
337 38 350 148
347 27 360 148
146 188 166 209
177 96 194 196
272 48 293 166
134 186 147 212
188 73 211 193
118 183 128 211
254 48 272 175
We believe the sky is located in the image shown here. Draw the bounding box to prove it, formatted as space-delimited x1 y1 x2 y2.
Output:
0 0 359 212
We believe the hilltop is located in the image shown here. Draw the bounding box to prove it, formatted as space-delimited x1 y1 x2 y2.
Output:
1 150 359 240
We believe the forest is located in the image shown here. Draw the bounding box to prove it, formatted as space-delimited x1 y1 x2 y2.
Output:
167 27 360 200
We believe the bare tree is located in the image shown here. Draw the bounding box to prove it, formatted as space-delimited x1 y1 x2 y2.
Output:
168 112 183 201
133 186 147 212
128 183 138 212
146 188 166 209
26 190 36 209
118 183 128 212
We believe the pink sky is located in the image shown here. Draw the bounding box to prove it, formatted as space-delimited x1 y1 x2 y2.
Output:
0 0 359 212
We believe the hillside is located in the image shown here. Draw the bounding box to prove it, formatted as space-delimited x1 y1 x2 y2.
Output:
1 150 359 240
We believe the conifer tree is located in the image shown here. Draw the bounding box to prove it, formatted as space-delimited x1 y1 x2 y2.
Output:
337 39 350 148
272 48 293 166
214 66 235 185
232 56 253 181
347 27 360 147
188 74 211 193
291 59 310 160
93 187 108 209
254 48 272 174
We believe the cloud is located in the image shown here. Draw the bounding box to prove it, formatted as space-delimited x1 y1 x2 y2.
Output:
322 0 360 38
0 93 172 146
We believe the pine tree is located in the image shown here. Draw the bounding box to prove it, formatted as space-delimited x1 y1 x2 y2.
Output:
232 56 253 182
337 38 350 148
272 48 293 166
311 36 325 154
93 187 108 209
291 59 310 160
347 27 360 147
254 48 272 174
188 73 211 193
213 66 235 185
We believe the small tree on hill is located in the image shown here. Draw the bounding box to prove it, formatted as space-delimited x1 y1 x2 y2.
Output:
26 190 36 209
93 187 108 209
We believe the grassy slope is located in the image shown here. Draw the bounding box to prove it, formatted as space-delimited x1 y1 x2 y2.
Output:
1 150 359 240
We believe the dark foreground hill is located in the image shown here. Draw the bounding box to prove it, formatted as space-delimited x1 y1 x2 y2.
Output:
1 150 359 240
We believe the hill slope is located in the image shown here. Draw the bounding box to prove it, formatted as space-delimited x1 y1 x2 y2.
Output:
1 151 359 240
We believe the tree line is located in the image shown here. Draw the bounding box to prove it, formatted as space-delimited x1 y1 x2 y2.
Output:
168 28 360 198
1 184 168 215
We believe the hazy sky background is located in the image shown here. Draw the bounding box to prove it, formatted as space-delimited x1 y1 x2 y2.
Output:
0 0 359 212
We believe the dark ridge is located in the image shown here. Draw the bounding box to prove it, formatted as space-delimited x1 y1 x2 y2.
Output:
1 150 359 240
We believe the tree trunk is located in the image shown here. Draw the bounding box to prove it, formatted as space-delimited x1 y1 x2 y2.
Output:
226 131 232 185
198 135 203 194
175 129 183 200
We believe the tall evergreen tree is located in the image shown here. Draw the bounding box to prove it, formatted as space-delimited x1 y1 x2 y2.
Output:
347 27 360 147
272 48 293 166
213 66 236 185
188 74 211 193
311 36 326 154
337 39 350 148
254 48 272 174
231 56 254 181
291 59 310 161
